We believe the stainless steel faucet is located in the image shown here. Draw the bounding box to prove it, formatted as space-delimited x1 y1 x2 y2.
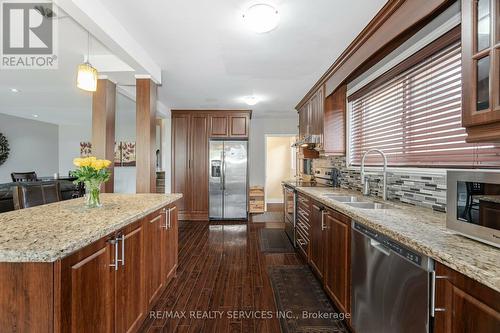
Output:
360 149 388 201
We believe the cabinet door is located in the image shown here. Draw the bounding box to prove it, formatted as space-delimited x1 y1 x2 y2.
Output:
324 210 351 314
59 237 115 333
144 211 164 307
229 115 249 137
462 0 500 141
190 115 209 219
309 202 325 280
434 262 500 332
310 88 324 145
324 85 346 154
210 115 229 137
115 223 145 333
163 205 178 283
172 114 190 214
298 104 308 140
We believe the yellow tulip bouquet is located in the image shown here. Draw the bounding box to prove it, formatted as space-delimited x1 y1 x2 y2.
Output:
71 156 112 208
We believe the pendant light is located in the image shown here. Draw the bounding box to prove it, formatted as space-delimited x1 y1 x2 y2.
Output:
77 31 98 92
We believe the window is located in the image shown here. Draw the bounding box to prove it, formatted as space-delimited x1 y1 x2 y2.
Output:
348 38 500 168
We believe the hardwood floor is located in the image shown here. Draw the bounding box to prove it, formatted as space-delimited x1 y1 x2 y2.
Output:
139 220 303 333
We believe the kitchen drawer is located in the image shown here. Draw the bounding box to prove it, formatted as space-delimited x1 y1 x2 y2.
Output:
297 206 310 221
296 229 309 260
296 224 309 242
297 194 311 210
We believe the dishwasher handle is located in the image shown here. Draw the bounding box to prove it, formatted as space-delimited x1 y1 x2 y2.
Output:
370 239 391 256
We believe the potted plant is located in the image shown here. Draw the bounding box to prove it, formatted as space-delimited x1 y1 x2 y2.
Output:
71 156 111 208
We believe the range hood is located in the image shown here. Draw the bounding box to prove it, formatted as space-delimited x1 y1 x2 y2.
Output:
292 135 322 149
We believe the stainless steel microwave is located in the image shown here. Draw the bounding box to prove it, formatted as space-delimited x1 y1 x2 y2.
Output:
447 170 500 248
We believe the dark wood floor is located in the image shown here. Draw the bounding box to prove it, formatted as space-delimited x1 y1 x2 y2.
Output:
139 219 303 333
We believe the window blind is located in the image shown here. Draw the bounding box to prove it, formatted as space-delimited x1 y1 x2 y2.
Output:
349 41 500 167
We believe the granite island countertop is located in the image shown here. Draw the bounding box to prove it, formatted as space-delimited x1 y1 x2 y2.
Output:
283 181 500 293
0 193 182 263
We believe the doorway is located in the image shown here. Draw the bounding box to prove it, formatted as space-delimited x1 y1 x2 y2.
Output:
264 135 296 210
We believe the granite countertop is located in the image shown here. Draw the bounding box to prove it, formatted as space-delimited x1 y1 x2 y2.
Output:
476 195 500 204
283 181 500 293
0 193 182 263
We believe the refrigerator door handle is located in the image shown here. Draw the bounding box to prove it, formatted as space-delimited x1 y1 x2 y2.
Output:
222 151 226 191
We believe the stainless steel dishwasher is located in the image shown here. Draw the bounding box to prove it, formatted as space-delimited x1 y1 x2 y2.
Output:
351 222 434 333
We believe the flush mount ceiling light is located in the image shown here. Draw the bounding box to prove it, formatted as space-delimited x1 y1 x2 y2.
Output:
10 88 19 93
242 4 279 33
243 96 259 106
77 32 98 92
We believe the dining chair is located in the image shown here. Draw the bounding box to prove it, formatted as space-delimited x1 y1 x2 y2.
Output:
10 172 38 182
12 182 61 210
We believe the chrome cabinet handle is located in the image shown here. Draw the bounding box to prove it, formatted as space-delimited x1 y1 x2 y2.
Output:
321 210 327 231
160 208 168 229
431 271 447 317
115 234 125 267
121 234 125 266
109 238 119 271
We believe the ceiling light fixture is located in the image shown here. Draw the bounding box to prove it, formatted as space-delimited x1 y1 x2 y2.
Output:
243 96 259 106
242 3 279 33
10 88 19 93
32 114 39 118
76 32 98 92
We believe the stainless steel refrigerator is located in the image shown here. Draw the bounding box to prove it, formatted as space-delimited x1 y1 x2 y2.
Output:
209 140 248 220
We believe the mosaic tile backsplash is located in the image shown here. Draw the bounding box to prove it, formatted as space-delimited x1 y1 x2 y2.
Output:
312 156 448 212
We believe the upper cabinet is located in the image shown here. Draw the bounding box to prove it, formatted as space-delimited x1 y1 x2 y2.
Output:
462 0 500 142
297 84 345 155
324 85 346 155
209 111 251 138
298 86 324 145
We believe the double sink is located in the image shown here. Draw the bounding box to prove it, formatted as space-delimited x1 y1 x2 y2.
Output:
322 194 392 210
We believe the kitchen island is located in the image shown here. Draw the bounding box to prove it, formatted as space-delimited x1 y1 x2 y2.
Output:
0 193 182 333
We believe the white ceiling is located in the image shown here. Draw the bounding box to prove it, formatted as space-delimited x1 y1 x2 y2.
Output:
99 0 388 116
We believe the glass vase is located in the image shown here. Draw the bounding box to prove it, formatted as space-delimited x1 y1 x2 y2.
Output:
84 180 102 208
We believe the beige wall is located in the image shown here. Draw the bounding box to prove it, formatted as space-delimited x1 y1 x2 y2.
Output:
265 136 295 203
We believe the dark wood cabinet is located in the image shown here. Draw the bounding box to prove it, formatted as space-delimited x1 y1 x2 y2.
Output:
172 112 208 220
324 85 346 155
172 114 190 214
304 196 351 315
144 211 164 307
208 112 251 138
297 84 346 154
115 223 144 333
210 115 229 137
229 115 249 137
298 87 324 146
59 235 116 333
434 262 500 333
190 114 209 219
309 201 326 280
162 206 178 281
173 110 251 220
145 205 178 309
462 0 500 142
0 204 180 333
324 208 351 315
